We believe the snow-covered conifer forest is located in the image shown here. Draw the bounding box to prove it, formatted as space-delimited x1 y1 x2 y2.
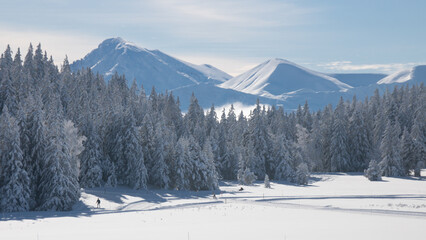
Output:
0 44 425 213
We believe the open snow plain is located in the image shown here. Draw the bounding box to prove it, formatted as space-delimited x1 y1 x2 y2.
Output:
1 172 425 240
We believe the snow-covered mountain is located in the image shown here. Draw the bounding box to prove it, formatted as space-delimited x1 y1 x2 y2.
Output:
218 58 352 100
71 37 232 93
377 65 426 85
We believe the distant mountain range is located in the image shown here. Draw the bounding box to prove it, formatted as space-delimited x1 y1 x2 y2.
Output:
71 37 425 111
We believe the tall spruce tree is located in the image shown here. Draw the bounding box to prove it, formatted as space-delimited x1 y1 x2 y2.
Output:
0 106 31 212
379 120 404 177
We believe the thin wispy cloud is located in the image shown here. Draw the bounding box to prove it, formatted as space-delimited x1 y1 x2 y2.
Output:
318 61 426 74
141 0 319 43
150 0 317 27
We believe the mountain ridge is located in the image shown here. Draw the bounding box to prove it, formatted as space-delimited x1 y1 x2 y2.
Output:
71 37 232 93
219 58 352 100
71 37 425 111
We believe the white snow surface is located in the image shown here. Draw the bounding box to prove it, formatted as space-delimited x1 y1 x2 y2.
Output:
219 58 352 99
377 65 426 84
378 68 413 84
1 172 425 240
184 62 232 83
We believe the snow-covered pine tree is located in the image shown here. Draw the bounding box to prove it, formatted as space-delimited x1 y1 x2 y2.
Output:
26 93 47 209
294 163 310 185
411 114 426 177
274 134 296 181
63 120 85 186
264 174 271 188
400 128 416 175
348 104 371 171
320 104 333 171
238 168 257 185
37 97 80 211
103 155 117 187
247 100 271 179
140 114 155 179
0 106 31 212
379 120 404 177
150 117 170 189
307 114 323 171
296 124 310 169
184 93 206 147
186 135 215 191
122 110 147 189
103 112 125 184
16 97 36 209
79 121 103 188
330 97 350 172
364 159 382 181
0 46 19 116
171 137 191 190
202 138 219 190
205 104 218 137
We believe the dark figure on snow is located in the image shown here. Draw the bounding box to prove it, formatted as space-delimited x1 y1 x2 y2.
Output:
239 187 244 191
96 198 101 208
213 193 217 199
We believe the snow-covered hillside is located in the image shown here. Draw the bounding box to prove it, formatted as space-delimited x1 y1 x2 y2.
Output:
71 37 231 92
378 65 426 85
329 73 387 87
219 58 352 100
2 173 425 240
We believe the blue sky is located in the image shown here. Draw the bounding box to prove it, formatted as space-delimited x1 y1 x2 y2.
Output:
1 0 425 76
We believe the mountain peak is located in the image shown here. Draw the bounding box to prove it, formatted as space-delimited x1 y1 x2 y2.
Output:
98 37 148 53
71 38 232 93
219 58 352 98
267 58 293 65
99 37 126 47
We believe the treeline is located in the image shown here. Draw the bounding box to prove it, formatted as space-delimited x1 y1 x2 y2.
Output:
0 44 425 212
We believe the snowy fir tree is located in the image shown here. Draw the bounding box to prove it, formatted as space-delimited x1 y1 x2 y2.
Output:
149 118 170 189
37 104 80 211
79 121 103 188
264 174 271 188
294 163 310 185
410 115 426 177
122 110 147 189
364 159 382 181
238 168 257 186
330 98 351 172
379 120 404 177
0 106 31 212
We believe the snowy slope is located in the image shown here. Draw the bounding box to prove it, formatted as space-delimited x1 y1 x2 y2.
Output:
378 65 426 85
329 73 387 87
219 58 352 99
184 62 231 82
1 172 425 240
71 37 231 93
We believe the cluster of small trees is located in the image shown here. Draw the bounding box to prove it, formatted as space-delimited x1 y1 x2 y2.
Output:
0 44 425 212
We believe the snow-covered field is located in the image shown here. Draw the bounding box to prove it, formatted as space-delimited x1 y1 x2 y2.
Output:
1 172 425 240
